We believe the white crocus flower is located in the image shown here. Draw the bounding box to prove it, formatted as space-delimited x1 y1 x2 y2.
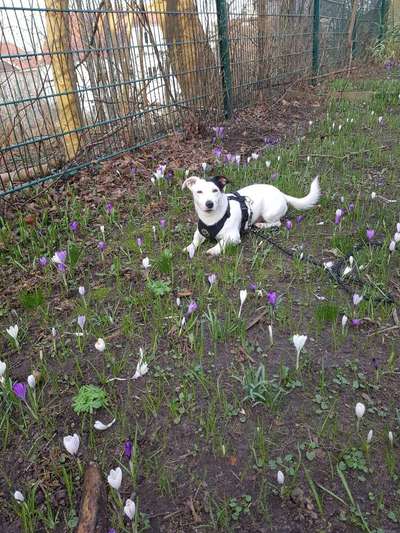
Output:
133 348 148 380
107 467 122 490
355 402 365 431
14 491 25 503
78 286 85 296
238 290 247 318
0 360 6 377
352 294 363 306
342 265 352 277
277 470 285 485
371 192 376 199
95 338 106 352
124 498 136 520
388 431 394 446
367 429 373 444
6 325 18 340
389 240 396 252
265 160 271 168
397 223 400 233
142 257 150 269
94 418 115 431
394 233 400 243
27 374 36 389
292 335 307 370
341 315 348 333
63 433 80 456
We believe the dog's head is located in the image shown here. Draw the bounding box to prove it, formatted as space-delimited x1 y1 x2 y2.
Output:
182 175 229 214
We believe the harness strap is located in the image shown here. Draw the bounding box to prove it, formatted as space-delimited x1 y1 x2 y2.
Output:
197 192 250 240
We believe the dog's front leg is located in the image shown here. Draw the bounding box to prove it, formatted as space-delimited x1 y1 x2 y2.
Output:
206 234 240 256
184 229 206 257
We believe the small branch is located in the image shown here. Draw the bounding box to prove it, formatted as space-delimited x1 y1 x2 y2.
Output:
300 146 389 161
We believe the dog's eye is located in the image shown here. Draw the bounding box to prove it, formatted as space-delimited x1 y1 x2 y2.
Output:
196 191 203 194
212 189 218 193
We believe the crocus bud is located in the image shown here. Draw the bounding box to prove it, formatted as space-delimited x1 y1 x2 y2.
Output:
277 471 285 485
95 338 106 352
388 431 394 446
107 467 122 490
63 433 80 455
355 402 365 420
27 374 36 389
341 315 348 329
0 360 6 377
78 286 85 296
124 498 136 520
142 257 150 269
389 241 396 252
14 491 25 502
367 430 373 443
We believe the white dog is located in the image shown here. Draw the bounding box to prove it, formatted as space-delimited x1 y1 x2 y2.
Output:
182 175 320 256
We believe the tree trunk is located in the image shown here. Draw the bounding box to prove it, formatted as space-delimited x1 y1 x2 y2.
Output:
149 0 219 108
76 463 108 533
45 0 82 161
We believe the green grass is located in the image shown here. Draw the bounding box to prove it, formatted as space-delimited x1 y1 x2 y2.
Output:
1 74 400 532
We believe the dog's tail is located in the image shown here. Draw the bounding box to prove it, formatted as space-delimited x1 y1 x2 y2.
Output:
283 176 320 210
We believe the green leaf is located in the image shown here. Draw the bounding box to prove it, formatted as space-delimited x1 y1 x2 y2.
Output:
68 242 82 269
72 385 108 414
19 288 44 310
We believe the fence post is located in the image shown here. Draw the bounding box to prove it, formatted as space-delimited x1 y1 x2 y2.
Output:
312 0 320 79
216 0 233 118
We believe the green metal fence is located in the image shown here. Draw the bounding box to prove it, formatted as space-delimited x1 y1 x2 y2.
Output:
0 0 386 198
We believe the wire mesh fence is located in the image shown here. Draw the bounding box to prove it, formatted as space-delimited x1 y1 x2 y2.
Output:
0 0 386 197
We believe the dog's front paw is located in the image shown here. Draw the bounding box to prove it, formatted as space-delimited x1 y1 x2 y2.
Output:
206 245 221 257
184 244 196 258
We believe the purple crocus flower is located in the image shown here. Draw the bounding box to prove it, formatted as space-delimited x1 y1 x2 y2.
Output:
136 237 143 247
264 136 280 146
267 291 278 306
351 318 362 327
225 153 233 163
77 315 86 330
98 241 106 252
13 382 27 401
108 529 117 533
213 147 222 159
212 126 224 139
186 300 198 316
38 256 48 267
271 172 278 181
348 203 355 212
57 263 66 273
296 215 305 224
335 209 344 224
166 169 174 181
124 439 133 460
286 220 293 230
366 229 375 241
105 203 113 214
130 165 136 176
160 219 166 229
53 250 67 264
69 221 79 232
248 283 257 292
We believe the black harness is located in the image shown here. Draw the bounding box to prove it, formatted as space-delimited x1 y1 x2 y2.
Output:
198 192 251 240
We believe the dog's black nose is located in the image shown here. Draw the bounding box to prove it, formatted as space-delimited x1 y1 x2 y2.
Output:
205 200 214 209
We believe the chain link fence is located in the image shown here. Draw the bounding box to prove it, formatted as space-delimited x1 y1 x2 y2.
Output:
0 0 386 197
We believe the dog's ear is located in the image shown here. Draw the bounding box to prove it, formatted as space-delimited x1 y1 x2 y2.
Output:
182 176 199 191
210 175 229 191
